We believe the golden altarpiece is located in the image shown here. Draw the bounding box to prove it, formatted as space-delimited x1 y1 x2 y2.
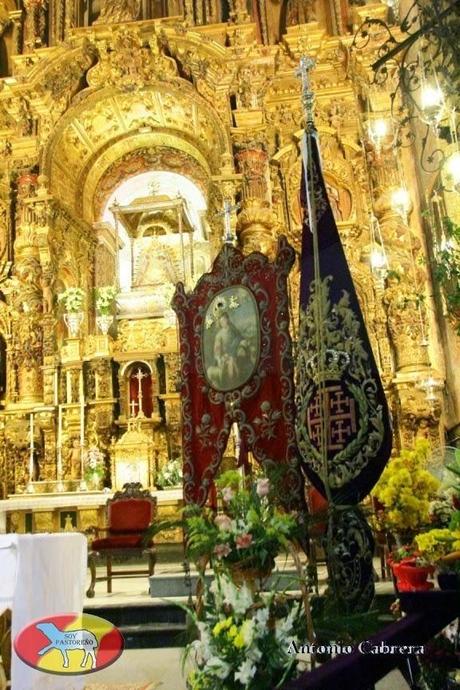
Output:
0 0 458 536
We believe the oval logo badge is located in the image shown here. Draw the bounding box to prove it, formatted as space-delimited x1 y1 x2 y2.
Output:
14 613 124 675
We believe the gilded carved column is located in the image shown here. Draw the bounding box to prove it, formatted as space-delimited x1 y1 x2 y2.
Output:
235 141 279 257
369 144 440 445
22 0 48 51
9 172 44 404
164 352 181 394
374 195 430 372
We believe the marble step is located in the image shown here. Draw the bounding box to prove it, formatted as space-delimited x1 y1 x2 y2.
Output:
84 602 188 649
119 622 187 649
148 569 305 598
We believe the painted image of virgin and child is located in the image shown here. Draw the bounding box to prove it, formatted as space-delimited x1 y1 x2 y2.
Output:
205 310 258 391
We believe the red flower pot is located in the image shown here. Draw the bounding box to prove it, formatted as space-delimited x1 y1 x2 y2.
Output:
393 561 434 592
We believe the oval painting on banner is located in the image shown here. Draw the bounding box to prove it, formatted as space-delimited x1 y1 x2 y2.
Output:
14 612 124 675
202 285 260 392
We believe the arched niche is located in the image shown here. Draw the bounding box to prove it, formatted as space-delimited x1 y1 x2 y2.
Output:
121 360 156 420
42 81 229 224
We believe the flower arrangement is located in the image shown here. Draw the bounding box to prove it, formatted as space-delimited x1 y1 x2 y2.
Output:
372 439 440 535
415 528 460 564
84 446 105 483
156 458 183 489
185 472 298 574
184 572 303 690
429 489 457 527
94 286 118 316
57 287 85 313
420 634 460 690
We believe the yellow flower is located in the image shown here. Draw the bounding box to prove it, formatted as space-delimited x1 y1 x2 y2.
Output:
415 529 458 562
372 440 440 532
233 633 245 649
212 616 233 637
227 625 238 639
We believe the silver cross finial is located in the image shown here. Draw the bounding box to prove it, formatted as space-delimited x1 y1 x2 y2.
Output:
216 199 240 244
295 56 316 130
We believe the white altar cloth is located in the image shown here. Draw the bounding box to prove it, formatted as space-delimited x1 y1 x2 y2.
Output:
0 533 87 690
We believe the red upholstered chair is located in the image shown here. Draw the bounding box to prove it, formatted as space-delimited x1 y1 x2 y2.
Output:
86 483 157 597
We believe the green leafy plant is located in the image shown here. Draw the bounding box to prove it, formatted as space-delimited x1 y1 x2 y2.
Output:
185 473 299 571
57 287 85 313
432 217 460 335
156 458 183 489
183 572 304 690
94 285 118 316
83 446 105 483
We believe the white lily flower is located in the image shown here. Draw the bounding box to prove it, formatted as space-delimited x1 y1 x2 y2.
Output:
204 657 231 680
234 658 257 685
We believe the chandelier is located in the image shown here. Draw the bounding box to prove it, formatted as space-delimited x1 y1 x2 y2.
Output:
352 0 460 176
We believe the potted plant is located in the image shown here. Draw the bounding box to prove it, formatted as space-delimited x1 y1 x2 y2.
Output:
431 216 460 335
83 446 105 490
420 634 460 690
94 285 118 334
185 472 299 588
386 544 434 591
415 527 460 591
155 458 183 490
57 287 85 337
183 571 304 690
372 439 440 545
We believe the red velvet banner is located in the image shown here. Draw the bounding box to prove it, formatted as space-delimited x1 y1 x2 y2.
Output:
173 237 303 508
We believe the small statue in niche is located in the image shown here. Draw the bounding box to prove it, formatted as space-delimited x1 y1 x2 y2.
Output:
39 270 54 315
63 438 82 480
95 0 141 24
285 0 316 26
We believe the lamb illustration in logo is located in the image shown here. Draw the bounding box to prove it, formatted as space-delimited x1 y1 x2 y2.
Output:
36 622 98 669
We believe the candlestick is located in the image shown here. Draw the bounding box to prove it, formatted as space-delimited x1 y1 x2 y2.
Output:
66 370 72 403
133 368 148 418
79 369 85 448
27 412 35 493
53 369 58 406
57 404 62 475
79 368 87 491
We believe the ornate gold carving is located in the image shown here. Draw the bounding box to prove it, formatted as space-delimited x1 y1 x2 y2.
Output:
95 0 141 24
0 10 452 507
87 29 178 90
34 511 55 532
116 319 169 353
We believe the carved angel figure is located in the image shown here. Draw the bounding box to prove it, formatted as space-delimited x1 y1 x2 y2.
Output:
95 0 141 24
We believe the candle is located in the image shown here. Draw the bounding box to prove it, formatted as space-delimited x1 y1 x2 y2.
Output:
53 369 58 406
79 369 85 449
66 370 72 403
29 412 34 482
57 404 62 479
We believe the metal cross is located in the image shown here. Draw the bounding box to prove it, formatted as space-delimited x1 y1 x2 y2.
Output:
132 368 148 416
129 398 138 418
295 55 316 130
216 199 240 244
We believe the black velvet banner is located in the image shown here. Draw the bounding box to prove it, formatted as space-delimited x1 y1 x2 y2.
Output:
296 130 392 505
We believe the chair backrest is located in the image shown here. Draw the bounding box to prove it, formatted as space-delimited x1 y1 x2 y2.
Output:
107 483 157 534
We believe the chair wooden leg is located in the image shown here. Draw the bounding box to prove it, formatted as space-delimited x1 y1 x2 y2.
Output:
86 551 97 598
107 554 112 594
